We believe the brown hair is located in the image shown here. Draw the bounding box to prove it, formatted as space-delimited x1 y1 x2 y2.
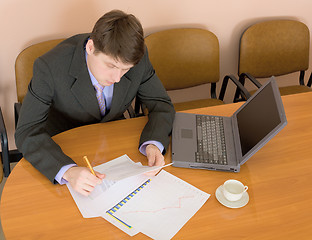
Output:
90 10 145 65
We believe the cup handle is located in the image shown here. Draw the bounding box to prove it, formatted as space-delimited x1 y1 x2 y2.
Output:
244 186 248 192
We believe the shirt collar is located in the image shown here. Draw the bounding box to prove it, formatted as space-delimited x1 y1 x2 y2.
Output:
85 50 101 88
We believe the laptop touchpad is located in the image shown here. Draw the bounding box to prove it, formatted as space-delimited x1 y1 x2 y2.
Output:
181 129 193 139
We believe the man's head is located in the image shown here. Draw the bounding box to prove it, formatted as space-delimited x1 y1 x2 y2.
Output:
86 10 145 87
90 9 145 65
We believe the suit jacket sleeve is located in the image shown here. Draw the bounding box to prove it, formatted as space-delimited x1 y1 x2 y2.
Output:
137 49 176 154
15 57 75 183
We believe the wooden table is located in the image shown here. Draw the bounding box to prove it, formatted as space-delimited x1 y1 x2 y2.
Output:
1 92 312 239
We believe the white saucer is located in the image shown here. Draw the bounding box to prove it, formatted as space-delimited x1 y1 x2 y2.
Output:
215 185 249 208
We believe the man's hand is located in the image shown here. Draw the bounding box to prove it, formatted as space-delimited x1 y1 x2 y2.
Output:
63 166 105 196
145 144 165 176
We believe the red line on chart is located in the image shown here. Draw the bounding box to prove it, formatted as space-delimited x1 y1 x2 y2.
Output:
122 196 194 214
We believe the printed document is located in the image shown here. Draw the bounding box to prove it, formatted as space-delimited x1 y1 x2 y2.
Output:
66 155 210 239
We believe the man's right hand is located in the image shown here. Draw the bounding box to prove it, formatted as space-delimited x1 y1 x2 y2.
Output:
63 166 105 196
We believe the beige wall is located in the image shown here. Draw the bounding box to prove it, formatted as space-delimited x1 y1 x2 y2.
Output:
1 0 311 149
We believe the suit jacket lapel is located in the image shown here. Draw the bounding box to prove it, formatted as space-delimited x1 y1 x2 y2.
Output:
66 34 133 122
68 35 101 120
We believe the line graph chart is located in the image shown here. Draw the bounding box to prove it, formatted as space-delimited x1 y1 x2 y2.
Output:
113 170 210 240
123 195 195 214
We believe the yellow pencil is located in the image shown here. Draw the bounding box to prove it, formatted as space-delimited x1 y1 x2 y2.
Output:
83 156 96 176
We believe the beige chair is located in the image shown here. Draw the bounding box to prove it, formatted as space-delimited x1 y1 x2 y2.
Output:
135 28 249 114
234 19 311 101
15 39 66 124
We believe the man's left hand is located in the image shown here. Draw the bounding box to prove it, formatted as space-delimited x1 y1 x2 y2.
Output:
145 144 165 175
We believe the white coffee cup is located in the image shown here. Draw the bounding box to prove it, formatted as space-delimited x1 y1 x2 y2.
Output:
223 179 248 202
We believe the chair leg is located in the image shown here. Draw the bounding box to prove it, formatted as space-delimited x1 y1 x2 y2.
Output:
0 143 10 177
233 75 246 102
0 107 11 177
220 74 251 102
299 70 305 86
14 102 22 127
308 72 312 88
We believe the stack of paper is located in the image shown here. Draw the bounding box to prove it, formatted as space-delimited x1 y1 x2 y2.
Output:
66 155 210 239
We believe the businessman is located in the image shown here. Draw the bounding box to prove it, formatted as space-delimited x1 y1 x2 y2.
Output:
15 10 175 196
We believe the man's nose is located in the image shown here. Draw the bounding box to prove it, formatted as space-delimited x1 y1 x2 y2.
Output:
113 69 123 83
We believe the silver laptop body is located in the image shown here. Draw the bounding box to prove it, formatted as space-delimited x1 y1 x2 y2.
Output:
171 77 287 172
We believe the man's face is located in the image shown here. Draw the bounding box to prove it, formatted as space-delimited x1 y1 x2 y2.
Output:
85 39 134 87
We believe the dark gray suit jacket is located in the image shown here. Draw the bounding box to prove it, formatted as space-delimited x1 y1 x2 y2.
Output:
15 34 175 183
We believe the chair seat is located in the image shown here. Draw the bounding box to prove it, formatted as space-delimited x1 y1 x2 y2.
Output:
278 85 312 96
250 85 312 96
174 98 224 111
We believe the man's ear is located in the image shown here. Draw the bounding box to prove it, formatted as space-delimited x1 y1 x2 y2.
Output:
86 39 94 55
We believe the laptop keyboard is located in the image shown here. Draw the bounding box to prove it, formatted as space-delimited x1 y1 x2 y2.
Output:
195 115 228 165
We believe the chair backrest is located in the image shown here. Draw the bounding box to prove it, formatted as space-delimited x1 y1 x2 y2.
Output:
145 28 220 91
15 39 65 103
239 20 309 78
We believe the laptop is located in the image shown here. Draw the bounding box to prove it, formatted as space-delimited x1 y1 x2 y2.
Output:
171 76 287 172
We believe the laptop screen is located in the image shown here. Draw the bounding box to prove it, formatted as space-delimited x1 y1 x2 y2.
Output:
236 79 286 158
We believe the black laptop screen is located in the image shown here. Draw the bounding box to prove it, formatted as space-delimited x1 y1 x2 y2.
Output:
236 82 282 157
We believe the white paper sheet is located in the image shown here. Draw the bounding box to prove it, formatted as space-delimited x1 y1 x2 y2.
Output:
66 155 210 239
88 179 116 200
114 170 210 240
93 154 172 181
66 173 151 218
90 157 144 199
